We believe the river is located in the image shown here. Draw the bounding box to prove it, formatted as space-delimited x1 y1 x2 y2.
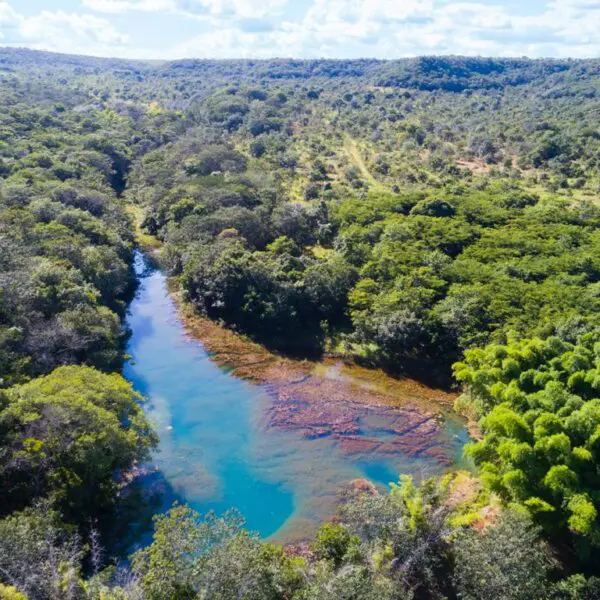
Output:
123 252 469 543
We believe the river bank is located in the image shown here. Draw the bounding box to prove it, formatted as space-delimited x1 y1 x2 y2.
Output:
122 251 469 542
128 203 460 444
173 290 464 461
122 206 470 542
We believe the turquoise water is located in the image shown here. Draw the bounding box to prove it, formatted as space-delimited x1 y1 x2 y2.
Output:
124 253 468 541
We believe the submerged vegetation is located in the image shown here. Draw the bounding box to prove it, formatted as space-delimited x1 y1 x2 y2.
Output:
3 48 600 596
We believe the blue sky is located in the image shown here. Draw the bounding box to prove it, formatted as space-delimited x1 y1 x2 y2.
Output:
1 0 599 60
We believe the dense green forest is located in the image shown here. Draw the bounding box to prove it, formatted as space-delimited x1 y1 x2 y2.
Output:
3 48 600 598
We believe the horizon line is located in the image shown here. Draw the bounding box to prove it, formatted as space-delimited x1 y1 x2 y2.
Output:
0 45 597 64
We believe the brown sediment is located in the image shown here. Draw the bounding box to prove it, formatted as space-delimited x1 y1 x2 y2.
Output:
466 418 482 441
345 478 379 497
284 541 314 560
173 290 456 410
172 289 465 465
119 462 150 489
446 471 481 509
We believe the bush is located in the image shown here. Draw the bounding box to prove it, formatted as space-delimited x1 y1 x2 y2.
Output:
454 511 550 600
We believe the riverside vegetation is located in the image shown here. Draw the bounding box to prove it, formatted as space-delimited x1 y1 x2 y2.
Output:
2 48 600 598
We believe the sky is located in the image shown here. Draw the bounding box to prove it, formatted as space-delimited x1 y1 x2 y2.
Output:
0 0 599 60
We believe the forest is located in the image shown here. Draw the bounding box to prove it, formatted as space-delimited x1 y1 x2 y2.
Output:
3 47 600 598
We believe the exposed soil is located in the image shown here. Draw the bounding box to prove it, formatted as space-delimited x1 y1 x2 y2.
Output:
456 158 492 174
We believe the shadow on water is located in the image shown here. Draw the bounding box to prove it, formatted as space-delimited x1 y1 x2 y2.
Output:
356 354 458 392
122 251 469 548
106 469 187 558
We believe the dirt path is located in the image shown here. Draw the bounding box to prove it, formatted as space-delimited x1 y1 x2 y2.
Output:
343 134 385 190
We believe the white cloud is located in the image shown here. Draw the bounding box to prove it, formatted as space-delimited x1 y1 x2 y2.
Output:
436 3 511 30
0 1 18 25
83 0 289 18
82 0 176 13
346 0 434 24
172 27 280 58
1 0 600 60
188 0 289 18
0 3 132 56
169 0 509 59
268 0 600 59
295 0 433 42
20 11 130 47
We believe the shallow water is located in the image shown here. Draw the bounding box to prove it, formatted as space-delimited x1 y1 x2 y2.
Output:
124 252 469 542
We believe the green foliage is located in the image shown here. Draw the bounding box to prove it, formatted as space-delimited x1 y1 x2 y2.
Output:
0 504 83 600
131 505 304 600
0 477 587 600
455 330 600 553
295 563 397 600
337 476 454 599
313 523 360 567
0 586 27 600
5 47 600 596
180 234 356 353
0 366 157 523
0 186 134 384
453 510 551 600
97 52 600 374
550 574 600 599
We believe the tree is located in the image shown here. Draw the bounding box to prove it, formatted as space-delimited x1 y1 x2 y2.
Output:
131 505 303 600
454 511 550 600
339 476 453 598
0 366 157 522
0 504 83 600
313 523 359 568
303 255 357 324
454 332 600 554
